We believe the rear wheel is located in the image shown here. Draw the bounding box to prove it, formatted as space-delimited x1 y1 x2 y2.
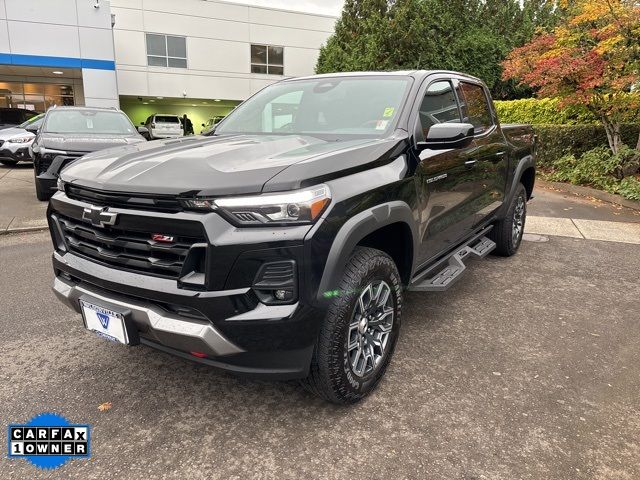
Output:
490 183 527 257
302 247 402 404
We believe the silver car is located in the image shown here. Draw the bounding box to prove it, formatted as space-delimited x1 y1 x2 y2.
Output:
0 113 44 166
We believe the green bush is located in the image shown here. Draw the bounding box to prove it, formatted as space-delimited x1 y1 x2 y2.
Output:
618 177 640 201
532 124 640 168
495 98 598 125
546 146 640 201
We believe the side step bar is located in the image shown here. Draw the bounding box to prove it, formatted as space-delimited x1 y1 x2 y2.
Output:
408 228 496 292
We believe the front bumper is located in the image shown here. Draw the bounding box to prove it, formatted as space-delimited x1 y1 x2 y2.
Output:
53 275 245 357
0 144 31 161
51 265 319 379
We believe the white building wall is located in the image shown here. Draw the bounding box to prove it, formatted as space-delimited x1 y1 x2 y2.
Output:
0 0 119 107
112 0 336 101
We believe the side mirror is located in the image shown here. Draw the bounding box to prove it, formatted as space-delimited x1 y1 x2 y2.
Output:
137 126 149 134
417 123 475 151
25 124 39 134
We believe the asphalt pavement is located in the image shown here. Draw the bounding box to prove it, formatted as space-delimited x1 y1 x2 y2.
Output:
1 217 639 478
0 163 47 232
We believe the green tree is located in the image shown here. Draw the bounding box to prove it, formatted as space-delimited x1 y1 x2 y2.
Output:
316 0 563 99
316 0 392 73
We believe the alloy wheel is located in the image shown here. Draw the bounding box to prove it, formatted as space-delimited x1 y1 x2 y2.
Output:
512 194 526 245
347 280 394 377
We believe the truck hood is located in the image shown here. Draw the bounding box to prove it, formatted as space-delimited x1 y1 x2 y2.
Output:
60 134 407 196
40 133 146 153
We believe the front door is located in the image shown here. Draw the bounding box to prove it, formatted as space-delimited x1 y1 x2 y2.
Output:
413 79 478 266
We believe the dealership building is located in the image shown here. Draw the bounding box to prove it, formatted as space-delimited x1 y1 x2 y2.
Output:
0 0 336 131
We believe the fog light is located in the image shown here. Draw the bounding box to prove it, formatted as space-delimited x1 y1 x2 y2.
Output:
274 290 287 301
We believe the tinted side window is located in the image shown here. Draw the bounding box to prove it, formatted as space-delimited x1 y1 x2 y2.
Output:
457 82 493 134
418 80 461 140
0 110 23 124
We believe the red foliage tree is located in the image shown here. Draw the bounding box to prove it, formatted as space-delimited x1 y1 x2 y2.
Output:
503 0 640 153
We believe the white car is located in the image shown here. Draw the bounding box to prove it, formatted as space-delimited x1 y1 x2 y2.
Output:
0 113 44 166
141 114 183 140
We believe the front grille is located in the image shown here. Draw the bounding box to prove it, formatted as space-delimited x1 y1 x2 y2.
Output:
57 214 206 279
66 184 183 213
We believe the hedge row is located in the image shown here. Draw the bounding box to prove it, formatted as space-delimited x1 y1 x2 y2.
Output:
532 124 640 167
495 98 598 125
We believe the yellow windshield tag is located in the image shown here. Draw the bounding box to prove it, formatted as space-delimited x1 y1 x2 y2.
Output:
383 107 395 118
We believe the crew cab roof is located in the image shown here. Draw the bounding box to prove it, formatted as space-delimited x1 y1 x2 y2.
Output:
285 70 485 84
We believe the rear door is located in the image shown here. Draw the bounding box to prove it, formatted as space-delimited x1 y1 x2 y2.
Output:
454 80 508 228
413 77 479 265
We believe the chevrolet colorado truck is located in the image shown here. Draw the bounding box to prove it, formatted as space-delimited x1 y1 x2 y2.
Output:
48 71 536 404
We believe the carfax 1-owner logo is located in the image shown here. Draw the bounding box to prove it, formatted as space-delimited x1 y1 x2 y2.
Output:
7 413 91 470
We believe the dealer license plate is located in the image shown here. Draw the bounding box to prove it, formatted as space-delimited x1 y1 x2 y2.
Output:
80 300 129 345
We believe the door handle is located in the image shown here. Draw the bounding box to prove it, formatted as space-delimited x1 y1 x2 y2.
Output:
465 159 477 168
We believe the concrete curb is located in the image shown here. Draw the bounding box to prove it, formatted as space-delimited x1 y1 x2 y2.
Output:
0 225 48 235
536 179 640 212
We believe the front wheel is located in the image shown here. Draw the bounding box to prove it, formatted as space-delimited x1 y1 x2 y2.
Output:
490 183 527 257
302 247 402 404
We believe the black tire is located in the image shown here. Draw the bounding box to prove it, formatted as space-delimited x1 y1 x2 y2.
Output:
0 159 18 167
490 183 527 257
302 247 403 404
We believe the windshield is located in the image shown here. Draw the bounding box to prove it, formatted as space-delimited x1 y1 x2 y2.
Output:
215 76 411 138
19 113 44 129
44 110 136 135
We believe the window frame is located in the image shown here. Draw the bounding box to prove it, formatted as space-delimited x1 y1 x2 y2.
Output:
415 79 464 141
250 43 285 76
453 79 496 137
145 33 188 69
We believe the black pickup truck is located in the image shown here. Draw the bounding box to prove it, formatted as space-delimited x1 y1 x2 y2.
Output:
48 71 535 404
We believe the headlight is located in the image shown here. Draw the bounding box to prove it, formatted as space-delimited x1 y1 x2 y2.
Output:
182 185 331 226
7 136 32 143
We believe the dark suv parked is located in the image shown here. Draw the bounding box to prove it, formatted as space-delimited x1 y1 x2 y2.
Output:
48 71 535 403
31 107 146 200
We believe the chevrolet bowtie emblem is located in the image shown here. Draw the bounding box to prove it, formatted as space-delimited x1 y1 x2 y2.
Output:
82 205 117 228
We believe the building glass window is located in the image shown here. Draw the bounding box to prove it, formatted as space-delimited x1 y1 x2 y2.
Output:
251 44 284 75
146 33 187 68
0 82 75 111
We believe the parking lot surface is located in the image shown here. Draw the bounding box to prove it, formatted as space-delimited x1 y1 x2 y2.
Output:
1 230 638 479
